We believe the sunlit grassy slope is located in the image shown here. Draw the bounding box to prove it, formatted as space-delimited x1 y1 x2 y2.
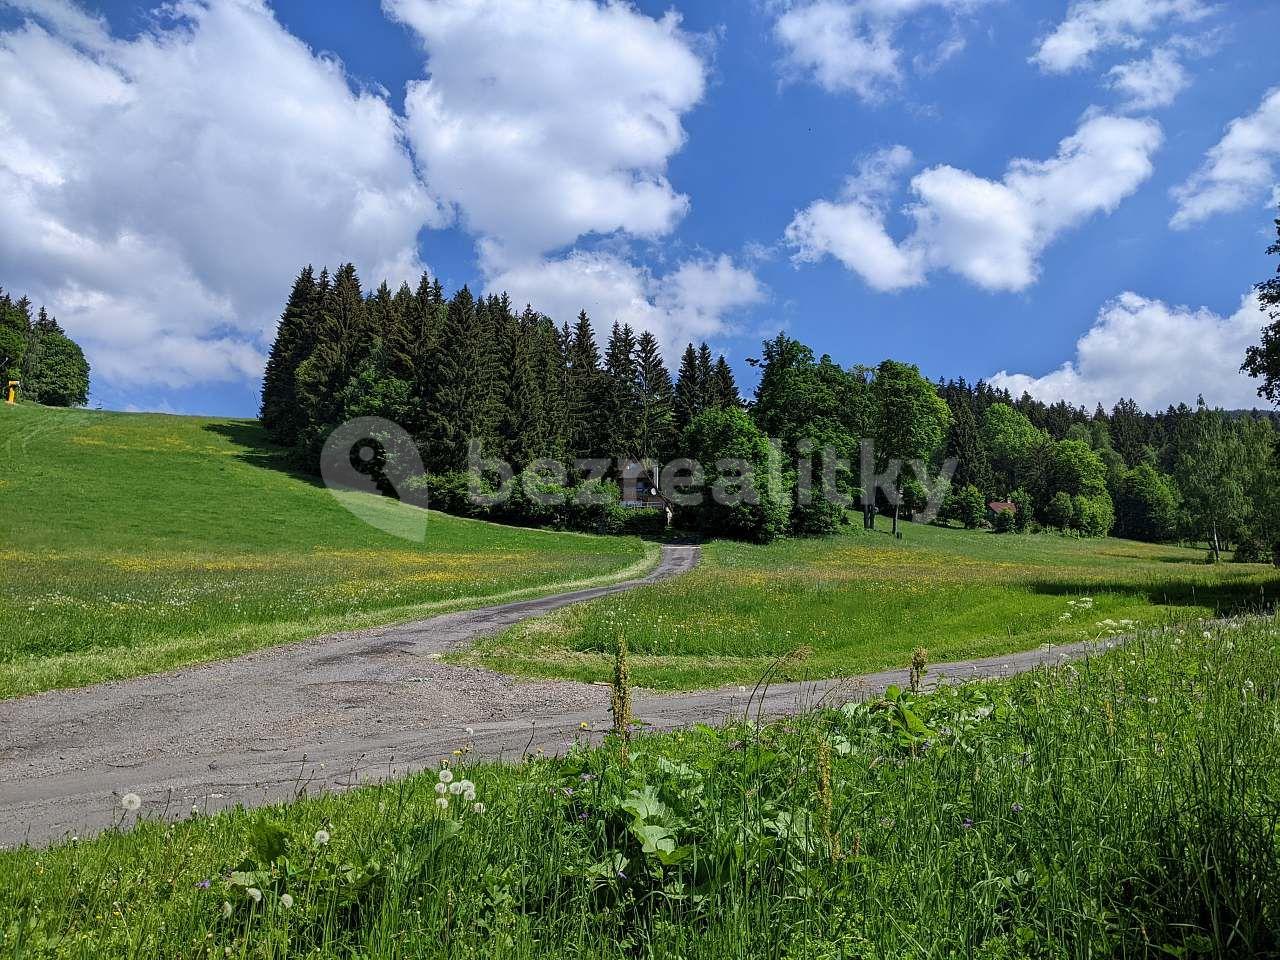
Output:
461 518 1280 689
0 404 649 699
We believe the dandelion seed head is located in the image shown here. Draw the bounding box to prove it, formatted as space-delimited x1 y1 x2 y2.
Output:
313 829 330 846
120 792 142 812
245 887 262 904
280 894 294 910
435 797 449 810
438 769 454 785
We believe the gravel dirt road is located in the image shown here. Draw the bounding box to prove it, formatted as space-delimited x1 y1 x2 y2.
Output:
0 544 1111 848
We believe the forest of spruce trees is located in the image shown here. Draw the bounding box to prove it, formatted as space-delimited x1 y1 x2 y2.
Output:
260 262 1280 554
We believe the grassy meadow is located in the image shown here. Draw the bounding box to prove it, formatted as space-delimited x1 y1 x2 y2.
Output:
460 519 1280 689
3 618 1277 958
0 404 651 699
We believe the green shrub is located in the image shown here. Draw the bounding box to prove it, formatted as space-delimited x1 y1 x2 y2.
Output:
992 507 1016 533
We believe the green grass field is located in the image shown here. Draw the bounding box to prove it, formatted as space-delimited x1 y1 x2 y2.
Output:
4 619 1276 958
460 519 1280 689
0 404 651 700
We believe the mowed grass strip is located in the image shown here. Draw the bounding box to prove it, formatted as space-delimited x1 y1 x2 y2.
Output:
460 519 1280 689
0 405 650 699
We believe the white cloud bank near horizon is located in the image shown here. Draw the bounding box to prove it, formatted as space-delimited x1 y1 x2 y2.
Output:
785 113 1163 293
385 0 764 355
0 0 441 390
990 291 1268 411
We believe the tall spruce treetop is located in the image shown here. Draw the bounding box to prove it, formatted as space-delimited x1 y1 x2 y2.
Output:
260 265 318 445
565 311 606 459
602 322 640 459
673 343 704 432
709 356 741 409
422 285 502 472
634 330 675 463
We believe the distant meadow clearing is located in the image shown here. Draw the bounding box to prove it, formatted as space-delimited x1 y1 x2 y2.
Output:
462 520 1280 689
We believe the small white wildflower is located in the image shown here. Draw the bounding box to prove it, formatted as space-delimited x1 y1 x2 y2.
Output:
438 769 454 785
434 782 449 796
279 894 294 910
120 792 142 813
472 802 486 814
313 829 330 846
245 887 262 904
435 797 449 811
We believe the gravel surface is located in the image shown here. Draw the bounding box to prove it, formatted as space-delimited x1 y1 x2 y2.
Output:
0 544 1115 848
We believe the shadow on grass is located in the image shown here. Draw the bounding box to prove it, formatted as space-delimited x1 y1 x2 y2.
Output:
201 420 327 488
1026 574 1280 617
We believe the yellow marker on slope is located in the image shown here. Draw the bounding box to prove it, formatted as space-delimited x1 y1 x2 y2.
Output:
5 381 18 405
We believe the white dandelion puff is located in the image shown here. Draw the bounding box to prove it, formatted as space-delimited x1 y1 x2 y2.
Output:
434 782 449 796
245 887 262 904
438 769 454 785
313 829 330 846
435 797 449 811
279 894 294 910
222 901 233 918
448 782 464 795
120 793 142 813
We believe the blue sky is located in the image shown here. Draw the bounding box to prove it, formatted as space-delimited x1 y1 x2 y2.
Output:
2 0 1278 418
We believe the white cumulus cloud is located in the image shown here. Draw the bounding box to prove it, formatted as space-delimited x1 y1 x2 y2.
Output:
786 114 1162 292
989 291 1267 410
773 0 996 101
1107 46 1190 112
487 251 765 356
386 0 705 267
1031 0 1212 74
0 0 440 390
1171 87 1280 228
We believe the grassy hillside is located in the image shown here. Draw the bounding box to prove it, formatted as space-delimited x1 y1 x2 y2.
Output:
4 619 1276 957
462 518 1280 689
0 404 649 699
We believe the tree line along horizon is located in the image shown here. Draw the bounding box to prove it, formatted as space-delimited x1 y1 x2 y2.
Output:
258 210 1280 554
0 287 90 408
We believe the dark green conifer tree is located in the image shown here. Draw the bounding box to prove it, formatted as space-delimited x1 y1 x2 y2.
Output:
710 355 741 409
673 343 704 432
260 266 319 446
602 322 640 459
634 330 675 462
422 286 501 472
293 263 368 457
565 311 606 459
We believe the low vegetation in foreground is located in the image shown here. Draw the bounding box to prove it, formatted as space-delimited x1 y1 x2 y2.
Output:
4 619 1278 958
462 518 1280 689
0 405 649 700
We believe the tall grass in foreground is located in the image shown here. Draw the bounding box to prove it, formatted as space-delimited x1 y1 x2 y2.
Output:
4 619 1279 958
